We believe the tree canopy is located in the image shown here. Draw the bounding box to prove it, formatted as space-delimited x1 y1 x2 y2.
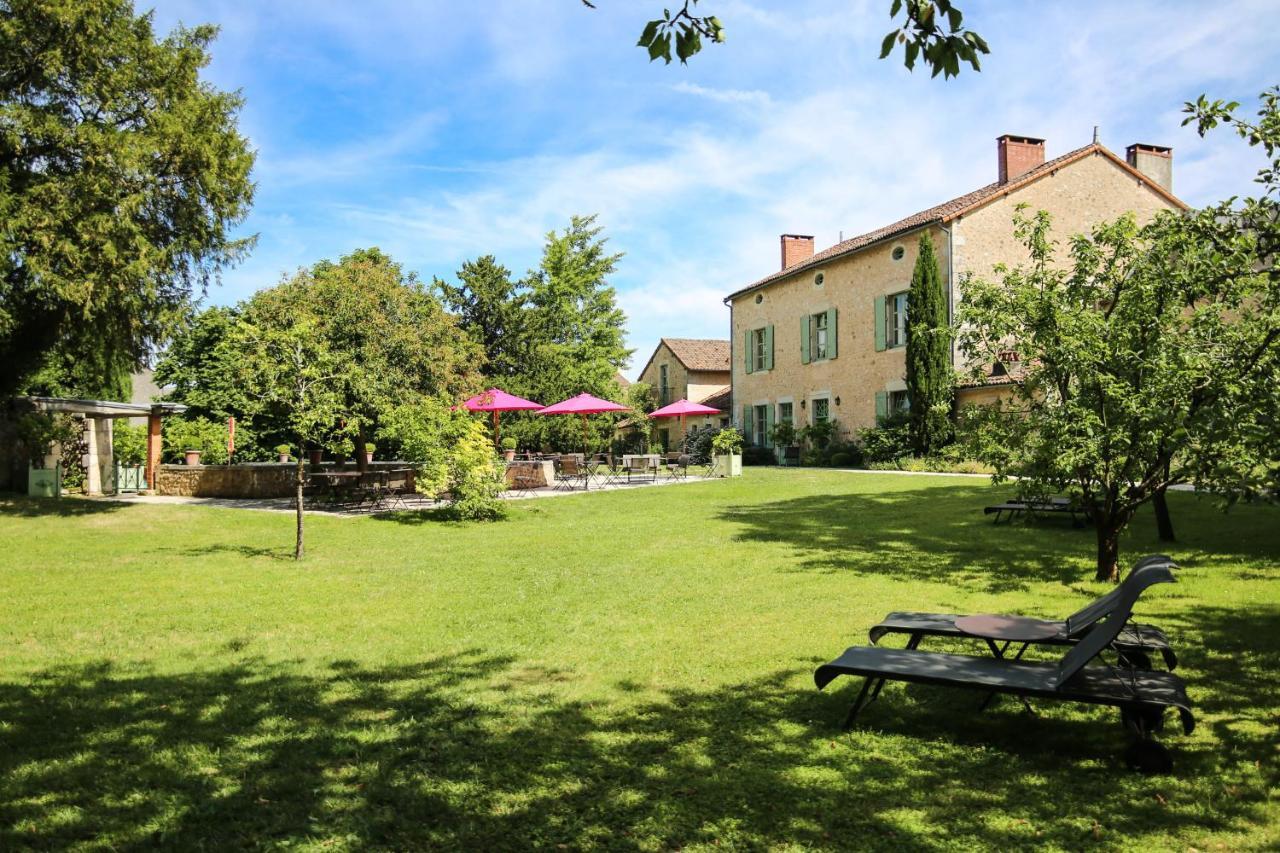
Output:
0 0 255 396
958 89 1280 581
904 232 953 455
589 0 987 78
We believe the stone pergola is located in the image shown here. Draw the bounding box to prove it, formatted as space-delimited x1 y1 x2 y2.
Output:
24 397 187 495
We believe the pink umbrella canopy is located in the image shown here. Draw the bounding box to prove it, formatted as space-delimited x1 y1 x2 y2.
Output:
648 399 722 419
537 393 629 450
462 388 543 413
460 388 542 447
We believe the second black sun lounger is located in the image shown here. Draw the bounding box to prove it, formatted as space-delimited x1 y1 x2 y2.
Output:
868 555 1179 670
815 563 1194 771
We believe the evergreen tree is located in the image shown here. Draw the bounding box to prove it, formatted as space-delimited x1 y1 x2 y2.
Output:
435 256 529 380
904 232 954 455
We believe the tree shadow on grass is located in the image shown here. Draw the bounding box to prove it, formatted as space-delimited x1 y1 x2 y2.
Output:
0 645 1273 849
717 484 1280 594
0 495 127 518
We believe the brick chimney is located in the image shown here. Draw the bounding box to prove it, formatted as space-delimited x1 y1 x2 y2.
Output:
997 134 1045 184
780 234 814 270
1126 143 1173 192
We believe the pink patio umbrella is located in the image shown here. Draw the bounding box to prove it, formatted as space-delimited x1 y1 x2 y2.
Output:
461 388 543 447
537 392 629 451
648 399 722 450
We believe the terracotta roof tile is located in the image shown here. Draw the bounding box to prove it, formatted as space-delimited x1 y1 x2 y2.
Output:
725 143 1186 302
697 385 732 412
659 338 731 372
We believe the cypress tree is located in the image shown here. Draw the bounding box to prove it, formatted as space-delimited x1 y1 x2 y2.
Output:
905 233 954 455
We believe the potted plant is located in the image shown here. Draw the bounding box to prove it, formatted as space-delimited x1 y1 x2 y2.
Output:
363 443 375 465
770 421 798 466
308 447 323 466
501 436 517 462
275 444 291 463
711 428 744 477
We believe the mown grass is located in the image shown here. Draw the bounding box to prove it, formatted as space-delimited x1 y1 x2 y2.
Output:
0 469 1276 850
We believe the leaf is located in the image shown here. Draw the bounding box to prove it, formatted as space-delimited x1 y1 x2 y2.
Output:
890 0 903 17
904 39 919 70
637 20 660 47
647 35 670 63
947 7 962 31
880 30 898 59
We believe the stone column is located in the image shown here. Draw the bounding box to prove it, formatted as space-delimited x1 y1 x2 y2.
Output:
95 417 114 494
84 417 101 495
145 413 163 491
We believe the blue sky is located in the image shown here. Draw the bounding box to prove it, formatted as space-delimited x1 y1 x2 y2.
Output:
150 0 1279 377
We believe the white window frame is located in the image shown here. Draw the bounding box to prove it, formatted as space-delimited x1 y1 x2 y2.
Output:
753 328 767 371
886 291 908 348
810 311 829 361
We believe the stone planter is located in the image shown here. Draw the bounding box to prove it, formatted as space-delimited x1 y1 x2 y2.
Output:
184 450 202 466
28 465 60 498
277 453 290 463
502 450 516 463
715 454 743 477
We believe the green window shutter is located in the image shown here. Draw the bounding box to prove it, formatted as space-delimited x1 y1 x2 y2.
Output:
764 325 774 370
800 314 810 364
745 331 754 374
742 404 754 439
764 403 775 448
875 391 888 423
874 296 886 352
827 307 838 360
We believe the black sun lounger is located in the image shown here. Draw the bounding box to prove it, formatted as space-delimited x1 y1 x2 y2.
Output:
868 555 1178 670
815 563 1193 771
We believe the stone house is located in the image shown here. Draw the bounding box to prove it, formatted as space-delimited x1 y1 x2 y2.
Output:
634 338 731 448
724 134 1186 448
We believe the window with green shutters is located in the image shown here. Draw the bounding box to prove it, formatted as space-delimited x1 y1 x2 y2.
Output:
875 293 907 350
802 308 837 363
746 326 774 372
875 391 888 423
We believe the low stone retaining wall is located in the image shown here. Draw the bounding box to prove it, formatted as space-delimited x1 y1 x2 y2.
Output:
157 462 413 498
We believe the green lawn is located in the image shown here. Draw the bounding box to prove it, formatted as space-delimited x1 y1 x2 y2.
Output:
1 469 1277 850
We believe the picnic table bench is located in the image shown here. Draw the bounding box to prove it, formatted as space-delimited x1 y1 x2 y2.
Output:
983 497 1090 526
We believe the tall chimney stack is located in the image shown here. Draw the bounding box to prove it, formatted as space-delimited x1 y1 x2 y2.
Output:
780 234 814 271
1126 143 1173 192
997 134 1045 184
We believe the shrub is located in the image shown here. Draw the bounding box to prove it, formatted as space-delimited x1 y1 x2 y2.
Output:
112 423 148 467
742 445 775 466
501 436 517 451
683 425 716 462
799 418 837 450
163 417 230 464
446 420 506 520
15 412 79 467
857 412 912 464
829 451 853 467
274 444 291 456
711 428 745 456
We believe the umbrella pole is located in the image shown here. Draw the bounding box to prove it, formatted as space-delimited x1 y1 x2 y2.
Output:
581 413 588 453
493 410 500 448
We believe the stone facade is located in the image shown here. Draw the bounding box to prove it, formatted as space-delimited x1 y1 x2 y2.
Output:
635 339 731 447
156 462 412 498
728 142 1183 443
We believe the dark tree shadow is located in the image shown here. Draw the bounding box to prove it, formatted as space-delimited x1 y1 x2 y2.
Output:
717 483 1280 594
0 495 127 518
0 645 1274 849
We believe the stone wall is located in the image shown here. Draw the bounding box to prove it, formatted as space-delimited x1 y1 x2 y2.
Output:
156 462 413 498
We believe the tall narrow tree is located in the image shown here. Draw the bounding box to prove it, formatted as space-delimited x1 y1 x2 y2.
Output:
905 232 954 455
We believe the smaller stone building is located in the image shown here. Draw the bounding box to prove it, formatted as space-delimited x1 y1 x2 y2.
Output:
634 338 732 448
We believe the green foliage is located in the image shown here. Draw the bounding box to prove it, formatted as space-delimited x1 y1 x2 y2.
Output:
905 233 954 455
112 423 148 467
798 418 837 451
858 412 913 464
769 420 797 449
17 344 132 401
274 444 291 456
829 451 853 467
0 0 255 395
154 307 248 420
14 411 79 467
501 436 517 451
163 417 230 464
879 0 988 78
380 399 505 520
435 256 528 381
959 92 1280 580
711 428 743 455
595 1 985 77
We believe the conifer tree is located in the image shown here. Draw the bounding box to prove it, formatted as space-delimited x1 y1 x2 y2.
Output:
905 233 954 455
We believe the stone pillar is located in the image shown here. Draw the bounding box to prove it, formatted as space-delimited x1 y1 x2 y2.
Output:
84 417 101 495
145 413 163 491
95 417 114 494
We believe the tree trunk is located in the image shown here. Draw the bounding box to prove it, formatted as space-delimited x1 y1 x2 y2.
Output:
294 456 305 560
1094 518 1121 583
1153 485 1176 542
356 424 368 473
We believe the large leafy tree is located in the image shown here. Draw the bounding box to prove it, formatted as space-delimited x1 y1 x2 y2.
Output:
231 281 343 561
904 232 953 455
588 0 987 77
307 248 483 465
958 89 1280 582
435 255 529 381
515 215 631 450
0 0 255 396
